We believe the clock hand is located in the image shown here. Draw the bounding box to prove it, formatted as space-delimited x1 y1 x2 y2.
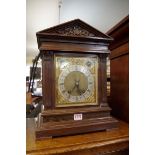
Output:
69 79 83 95
75 80 85 95
77 87 82 95
69 85 76 94
68 79 79 94
75 79 80 87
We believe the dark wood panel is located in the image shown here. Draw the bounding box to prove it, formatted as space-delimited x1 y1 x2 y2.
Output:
107 16 129 123
110 54 129 122
106 16 129 50
42 52 55 109
99 54 108 106
42 107 111 122
110 43 129 59
40 42 109 54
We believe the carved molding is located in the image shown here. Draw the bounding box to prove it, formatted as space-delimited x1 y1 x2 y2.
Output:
52 25 96 37
42 51 53 61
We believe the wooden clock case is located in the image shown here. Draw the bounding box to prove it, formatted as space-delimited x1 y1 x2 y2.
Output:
35 19 118 139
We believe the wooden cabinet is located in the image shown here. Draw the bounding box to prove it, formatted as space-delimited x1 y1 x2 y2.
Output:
107 16 129 123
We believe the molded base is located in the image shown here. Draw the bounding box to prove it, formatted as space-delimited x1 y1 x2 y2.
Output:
35 117 118 139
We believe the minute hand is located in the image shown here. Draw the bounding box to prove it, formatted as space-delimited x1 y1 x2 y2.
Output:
76 81 83 95
70 85 76 93
69 80 79 93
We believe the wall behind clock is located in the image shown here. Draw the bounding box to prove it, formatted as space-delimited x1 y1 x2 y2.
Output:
26 0 59 65
60 0 129 32
26 0 129 65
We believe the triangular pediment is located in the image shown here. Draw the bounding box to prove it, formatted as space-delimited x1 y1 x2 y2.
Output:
44 24 96 37
37 19 112 40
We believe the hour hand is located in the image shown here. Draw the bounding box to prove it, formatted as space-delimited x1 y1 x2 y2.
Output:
68 79 80 94
68 81 77 94
68 85 76 94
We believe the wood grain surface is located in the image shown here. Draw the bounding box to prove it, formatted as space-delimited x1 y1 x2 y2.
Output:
26 118 129 155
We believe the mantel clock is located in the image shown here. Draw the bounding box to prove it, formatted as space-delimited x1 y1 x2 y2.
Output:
35 19 118 139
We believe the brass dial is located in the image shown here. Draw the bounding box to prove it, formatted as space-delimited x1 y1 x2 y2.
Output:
58 65 94 102
55 55 98 107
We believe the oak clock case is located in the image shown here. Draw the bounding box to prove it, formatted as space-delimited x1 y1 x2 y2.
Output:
55 54 98 107
35 19 118 139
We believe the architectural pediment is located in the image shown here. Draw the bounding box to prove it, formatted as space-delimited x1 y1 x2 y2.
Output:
37 19 112 41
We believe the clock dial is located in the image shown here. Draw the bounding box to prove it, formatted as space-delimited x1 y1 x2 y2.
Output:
58 65 94 102
55 55 98 107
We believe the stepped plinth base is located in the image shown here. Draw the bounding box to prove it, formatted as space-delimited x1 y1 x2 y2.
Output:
35 117 118 139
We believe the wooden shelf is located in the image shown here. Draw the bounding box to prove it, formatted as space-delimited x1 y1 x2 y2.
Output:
27 118 129 155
